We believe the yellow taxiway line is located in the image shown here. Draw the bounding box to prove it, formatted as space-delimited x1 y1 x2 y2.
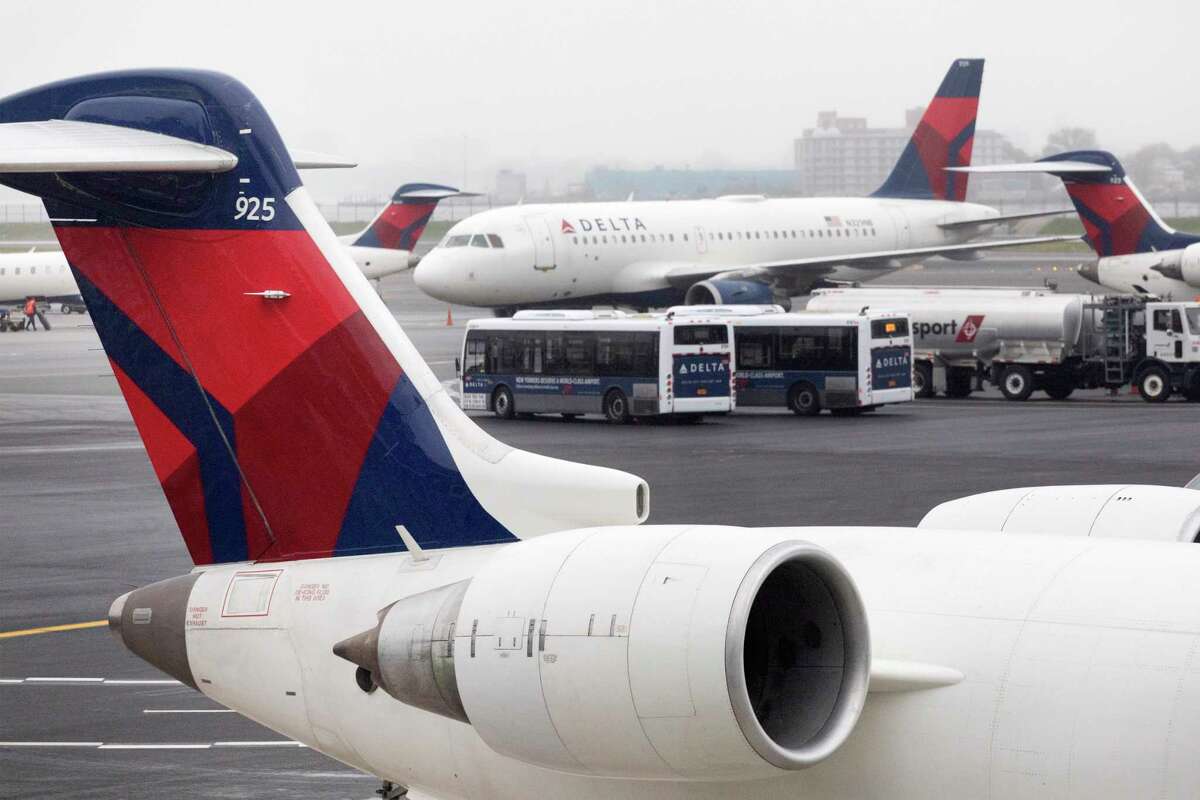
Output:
0 620 107 640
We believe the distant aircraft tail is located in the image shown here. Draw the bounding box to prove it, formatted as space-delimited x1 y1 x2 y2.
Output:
872 58 984 202
0 70 646 566
350 184 463 251
950 150 1200 256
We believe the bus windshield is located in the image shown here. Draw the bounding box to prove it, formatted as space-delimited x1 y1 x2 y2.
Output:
674 324 729 345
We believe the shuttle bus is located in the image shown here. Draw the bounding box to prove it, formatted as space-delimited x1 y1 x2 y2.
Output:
728 308 914 415
459 310 734 422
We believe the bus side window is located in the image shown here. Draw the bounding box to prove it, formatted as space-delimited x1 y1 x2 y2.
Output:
564 333 595 375
736 332 773 368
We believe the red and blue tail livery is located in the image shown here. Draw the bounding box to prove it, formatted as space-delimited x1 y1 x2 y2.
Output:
350 183 462 251
1036 151 1200 257
0 70 647 565
873 58 983 202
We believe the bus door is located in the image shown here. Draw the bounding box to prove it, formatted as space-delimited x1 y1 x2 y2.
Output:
670 323 732 412
524 216 557 271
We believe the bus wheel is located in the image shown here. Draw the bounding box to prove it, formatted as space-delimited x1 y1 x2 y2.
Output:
788 383 821 416
604 390 630 424
912 362 934 398
1138 367 1171 403
492 386 516 419
999 365 1034 401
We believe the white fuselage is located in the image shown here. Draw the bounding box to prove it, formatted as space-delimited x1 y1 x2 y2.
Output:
179 524 1200 800
412 197 1000 309
1094 251 1200 300
0 243 411 305
0 250 76 303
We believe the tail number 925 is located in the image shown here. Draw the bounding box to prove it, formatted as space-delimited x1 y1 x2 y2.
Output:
235 196 276 222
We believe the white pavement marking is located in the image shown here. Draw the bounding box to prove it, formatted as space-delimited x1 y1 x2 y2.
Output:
0 742 103 747
0 442 143 455
213 741 305 747
142 709 234 714
25 677 103 683
101 679 181 685
99 743 212 750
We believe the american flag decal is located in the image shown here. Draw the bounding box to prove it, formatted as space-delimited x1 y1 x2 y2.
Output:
824 215 842 226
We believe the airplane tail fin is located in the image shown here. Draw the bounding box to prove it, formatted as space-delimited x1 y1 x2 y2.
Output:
0 70 647 566
350 184 464 251
872 58 984 202
950 151 1200 256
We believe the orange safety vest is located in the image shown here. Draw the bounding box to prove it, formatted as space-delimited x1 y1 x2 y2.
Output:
24 298 37 316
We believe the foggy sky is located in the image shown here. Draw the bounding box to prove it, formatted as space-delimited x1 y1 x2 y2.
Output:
0 0 1193 203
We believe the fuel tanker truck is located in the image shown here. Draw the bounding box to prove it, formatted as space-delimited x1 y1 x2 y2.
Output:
806 288 1200 402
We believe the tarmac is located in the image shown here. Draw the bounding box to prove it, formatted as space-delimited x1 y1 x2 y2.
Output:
1 255 1197 799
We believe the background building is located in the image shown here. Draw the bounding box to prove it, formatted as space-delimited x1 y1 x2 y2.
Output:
794 107 1018 203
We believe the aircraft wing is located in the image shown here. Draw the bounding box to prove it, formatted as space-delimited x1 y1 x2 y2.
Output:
938 208 1074 229
662 235 1080 290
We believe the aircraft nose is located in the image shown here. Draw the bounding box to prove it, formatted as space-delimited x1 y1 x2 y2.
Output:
412 253 448 300
1078 262 1100 284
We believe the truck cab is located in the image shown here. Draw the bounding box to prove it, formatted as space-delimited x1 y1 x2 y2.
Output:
1134 301 1200 401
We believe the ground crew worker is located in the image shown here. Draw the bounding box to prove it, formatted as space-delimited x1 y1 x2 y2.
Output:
23 297 37 331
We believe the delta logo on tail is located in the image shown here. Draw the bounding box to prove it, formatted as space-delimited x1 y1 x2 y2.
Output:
873 58 983 202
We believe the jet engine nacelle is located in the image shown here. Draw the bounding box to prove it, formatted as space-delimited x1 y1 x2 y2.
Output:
335 527 870 781
919 484 1200 542
1152 243 1200 287
686 278 784 307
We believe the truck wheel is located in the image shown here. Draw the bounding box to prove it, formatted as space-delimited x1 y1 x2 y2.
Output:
912 362 934 398
1138 367 1171 403
788 382 821 416
944 368 974 398
999 365 1034 401
1043 378 1075 401
604 389 631 424
492 386 516 419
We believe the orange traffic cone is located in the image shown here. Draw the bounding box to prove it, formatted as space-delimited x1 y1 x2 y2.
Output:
445 306 454 326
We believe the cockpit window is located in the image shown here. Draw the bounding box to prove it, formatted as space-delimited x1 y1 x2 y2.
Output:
487 234 504 248
470 235 490 248
444 235 471 247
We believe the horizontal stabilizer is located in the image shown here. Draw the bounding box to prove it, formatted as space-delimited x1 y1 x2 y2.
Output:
947 161 1112 176
290 149 357 170
938 208 1075 229
0 119 238 173
869 659 963 693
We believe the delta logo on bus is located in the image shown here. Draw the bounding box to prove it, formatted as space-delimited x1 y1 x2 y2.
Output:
871 346 912 390
674 355 730 398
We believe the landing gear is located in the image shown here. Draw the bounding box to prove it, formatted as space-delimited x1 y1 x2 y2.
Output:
376 781 408 800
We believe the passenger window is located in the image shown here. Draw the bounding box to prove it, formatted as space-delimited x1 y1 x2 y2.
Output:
1172 309 1184 333
1153 310 1172 331
14 267 20 275
30 266 36 274
572 236 578 245
669 234 675 242
470 235 489 247
621 235 627 243
683 233 688 242
0 267 5 275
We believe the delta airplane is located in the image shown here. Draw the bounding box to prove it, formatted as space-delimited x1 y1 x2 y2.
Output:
0 182 461 306
4 70 1200 800
413 59 1072 313
956 150 1200 299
